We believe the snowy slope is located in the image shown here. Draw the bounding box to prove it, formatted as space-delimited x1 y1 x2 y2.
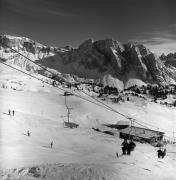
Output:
1 64 176 180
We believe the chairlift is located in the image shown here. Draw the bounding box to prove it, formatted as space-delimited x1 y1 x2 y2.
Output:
128 118 135 140
63 94 79 129
63 121 79 128
64 91 73 96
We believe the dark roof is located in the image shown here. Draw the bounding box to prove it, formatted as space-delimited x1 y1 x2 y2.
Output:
120 126 164 140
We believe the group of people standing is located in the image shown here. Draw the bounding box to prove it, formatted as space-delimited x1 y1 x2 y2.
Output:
121 138 136 155
8 109 15 116
121 138 167 159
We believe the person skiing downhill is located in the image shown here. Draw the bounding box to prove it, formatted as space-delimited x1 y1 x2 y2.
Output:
27 130 30 136
8 109 11 115
12 110 15 116
50 141 53 148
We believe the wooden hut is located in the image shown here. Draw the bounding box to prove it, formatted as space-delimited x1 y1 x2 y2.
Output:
119 126 164 144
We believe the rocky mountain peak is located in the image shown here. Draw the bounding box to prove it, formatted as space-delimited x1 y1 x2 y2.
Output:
125 42 151 56
0 34 54 54
1 34 176 89
78 39 94 50
159 52 176 69
94 38 124 53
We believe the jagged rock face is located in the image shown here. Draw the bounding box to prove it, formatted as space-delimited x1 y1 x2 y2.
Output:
94 39 127 74
23 41 37 54
44 39 127 76
160 53 176 68
0 35 56 72
55 39 112 75
1 35 176 89
0 35 55 55
124 43 151 80
41 39 176 86
143 54 168 82
0 36 21 48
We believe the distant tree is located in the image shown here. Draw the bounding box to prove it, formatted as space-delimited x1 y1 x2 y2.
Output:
98 92 103 97
51 73 57 80
143 88 147 94
136 88 141 94
154 97 157 103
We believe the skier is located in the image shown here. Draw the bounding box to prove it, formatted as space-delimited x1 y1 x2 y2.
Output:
157 148 162 158
50 141 53 148
157 148 166 158
12 110 15 116
121 139 129 155
52 80 56 87
27 130 30 137
127 139 136 155
8 109 11 115
161 148 167 158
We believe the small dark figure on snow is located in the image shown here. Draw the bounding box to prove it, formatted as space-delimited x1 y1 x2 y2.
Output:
27 130 30 137
52 81 56 87
157 148 162 158
50 141 53 148
127 139 136 155
116 152 119 157
12 110 15 116
8 109 11 115
157 148 166 158
121 139 129 155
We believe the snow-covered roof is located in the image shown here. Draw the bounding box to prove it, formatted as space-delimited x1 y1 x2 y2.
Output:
116 121 130 126
120 126 164 140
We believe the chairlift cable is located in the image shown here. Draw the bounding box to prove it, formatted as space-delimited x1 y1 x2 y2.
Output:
1 42 176 134
1 60 175 140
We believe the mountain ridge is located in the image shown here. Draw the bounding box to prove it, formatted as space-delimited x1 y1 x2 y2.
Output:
1 34 176 90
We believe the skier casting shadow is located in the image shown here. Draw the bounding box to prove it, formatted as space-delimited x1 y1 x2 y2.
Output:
50 141 53 148
27 130 30 137
157 148 166 159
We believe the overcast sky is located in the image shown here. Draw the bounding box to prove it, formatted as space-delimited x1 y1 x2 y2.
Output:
0 0 176 55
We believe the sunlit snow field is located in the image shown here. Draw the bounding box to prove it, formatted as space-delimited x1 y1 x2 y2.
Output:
1 63 176 180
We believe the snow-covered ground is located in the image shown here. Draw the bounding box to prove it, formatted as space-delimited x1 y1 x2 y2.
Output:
1 64 176 180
